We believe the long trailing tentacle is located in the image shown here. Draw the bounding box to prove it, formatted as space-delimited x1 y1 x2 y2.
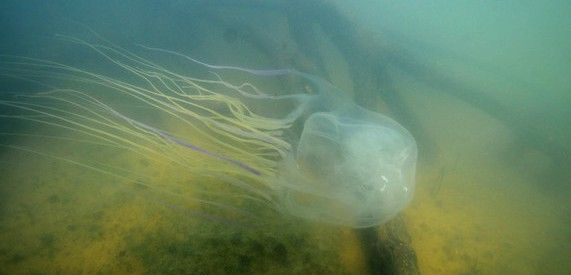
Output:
1 35 313 217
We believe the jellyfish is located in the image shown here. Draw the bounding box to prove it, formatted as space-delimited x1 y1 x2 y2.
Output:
0 36 417 228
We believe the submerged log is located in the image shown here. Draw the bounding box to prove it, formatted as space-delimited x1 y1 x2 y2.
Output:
358 215 420 275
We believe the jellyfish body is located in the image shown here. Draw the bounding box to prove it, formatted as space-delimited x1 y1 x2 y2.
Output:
263 73 417 227
0 38 417 228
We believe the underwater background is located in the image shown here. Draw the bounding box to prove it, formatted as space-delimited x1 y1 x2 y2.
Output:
0 0 569 274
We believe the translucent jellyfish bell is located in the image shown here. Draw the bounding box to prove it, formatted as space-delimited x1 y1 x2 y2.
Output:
0 40 417 228
264 72 418 227
279 110 416 227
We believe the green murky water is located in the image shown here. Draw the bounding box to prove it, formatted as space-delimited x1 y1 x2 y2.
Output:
1 1 569 274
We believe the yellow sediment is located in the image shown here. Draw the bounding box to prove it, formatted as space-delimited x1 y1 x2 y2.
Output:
337 228 368 275
401 89 568 274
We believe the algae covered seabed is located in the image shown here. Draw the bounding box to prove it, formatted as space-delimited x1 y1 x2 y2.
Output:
0 93 568 274
403 94 570 274
1 1 570 274
0 125 369 274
